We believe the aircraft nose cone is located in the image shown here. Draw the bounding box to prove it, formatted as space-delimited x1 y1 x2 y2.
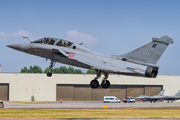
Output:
7 44 21 51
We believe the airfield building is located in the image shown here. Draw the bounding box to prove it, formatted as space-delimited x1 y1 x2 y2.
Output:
0 73 180 102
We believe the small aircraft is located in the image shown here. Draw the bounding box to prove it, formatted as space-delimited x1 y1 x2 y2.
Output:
135 90 165 103
162 90 180 103
7 35 173 89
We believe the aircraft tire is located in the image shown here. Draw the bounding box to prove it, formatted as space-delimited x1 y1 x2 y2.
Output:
47 72 52 77
101 80 110 88
90 80 99 88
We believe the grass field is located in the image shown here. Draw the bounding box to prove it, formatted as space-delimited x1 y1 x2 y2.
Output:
0 108 180 119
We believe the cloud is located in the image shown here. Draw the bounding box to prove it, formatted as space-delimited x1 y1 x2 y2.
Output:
14 30 34 38
0 30 34 43
66 30 98 45
0 32 6 36
0 30 98 45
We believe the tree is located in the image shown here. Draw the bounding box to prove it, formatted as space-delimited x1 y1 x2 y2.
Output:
86 70 96 74
31 65 43 73
20 66 28 73
21 65 84 74
44 67 50 73
43 66 84 74
60 66 68 73
75 69 84 74
52 67 62 73
20 65 43 73
67 66 74 74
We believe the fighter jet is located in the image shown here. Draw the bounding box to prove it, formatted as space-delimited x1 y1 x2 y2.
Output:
135 90 165 103
7 35 173 89
161 90 180 103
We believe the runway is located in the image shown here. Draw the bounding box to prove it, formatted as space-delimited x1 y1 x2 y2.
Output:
3 101 180 109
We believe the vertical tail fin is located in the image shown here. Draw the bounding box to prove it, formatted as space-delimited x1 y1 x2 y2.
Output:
158 90 165 96
175 90 180 96
120 35 173 64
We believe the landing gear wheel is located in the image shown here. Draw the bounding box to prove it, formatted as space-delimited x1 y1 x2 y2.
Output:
101 80 110 88
46 61 56 77
90 80 99 88
47 72 52 77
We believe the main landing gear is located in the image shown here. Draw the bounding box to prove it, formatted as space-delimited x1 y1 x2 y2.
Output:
47 61 56 77
90 70 110 89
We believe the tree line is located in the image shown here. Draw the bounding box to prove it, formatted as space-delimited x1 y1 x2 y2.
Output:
20 65 96 74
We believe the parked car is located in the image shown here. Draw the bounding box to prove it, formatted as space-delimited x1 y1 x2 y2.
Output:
104 96 121 103
123 97 135 103
0 100 4 108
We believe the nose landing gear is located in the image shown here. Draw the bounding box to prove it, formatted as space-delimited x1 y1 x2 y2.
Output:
47 61 56 77
47 72 52 77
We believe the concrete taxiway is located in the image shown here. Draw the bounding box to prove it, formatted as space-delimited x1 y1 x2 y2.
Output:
3 101 180 109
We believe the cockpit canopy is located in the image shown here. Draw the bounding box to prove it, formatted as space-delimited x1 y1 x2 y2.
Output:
32 37 73 47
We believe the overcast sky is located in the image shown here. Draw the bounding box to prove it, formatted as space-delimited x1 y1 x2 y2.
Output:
0 0 179 75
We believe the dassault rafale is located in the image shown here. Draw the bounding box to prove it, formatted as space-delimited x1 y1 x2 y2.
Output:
7 35 173 88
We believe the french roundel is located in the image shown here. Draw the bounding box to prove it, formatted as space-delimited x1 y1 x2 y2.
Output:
69 53 75 57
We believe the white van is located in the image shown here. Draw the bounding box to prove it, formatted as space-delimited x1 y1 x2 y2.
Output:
104 96 121 103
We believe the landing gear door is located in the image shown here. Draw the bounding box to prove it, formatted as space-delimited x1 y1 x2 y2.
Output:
54 53 65 60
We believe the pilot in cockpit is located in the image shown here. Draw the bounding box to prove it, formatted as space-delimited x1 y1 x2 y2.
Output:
48 39 55 45
58 40 62 46
46 38 50 44
63 41 68 47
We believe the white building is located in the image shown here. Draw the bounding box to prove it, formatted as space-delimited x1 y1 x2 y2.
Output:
0 73 180 102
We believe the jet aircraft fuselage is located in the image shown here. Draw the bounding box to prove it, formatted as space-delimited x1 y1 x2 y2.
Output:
161 90 180 103
7 36 173 88
135 90 165 103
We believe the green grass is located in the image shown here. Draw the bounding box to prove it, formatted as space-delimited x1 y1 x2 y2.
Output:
0 109 180 119
108 106 180 109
